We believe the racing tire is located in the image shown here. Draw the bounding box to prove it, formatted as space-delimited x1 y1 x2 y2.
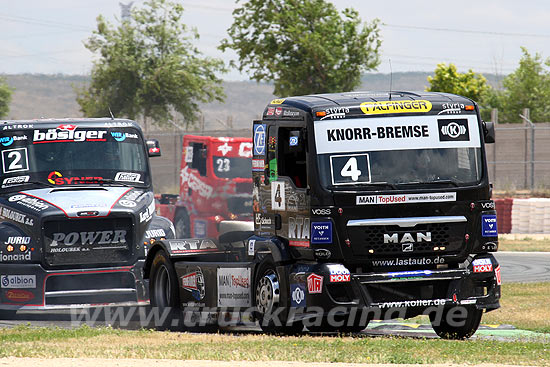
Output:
149 250 181 330
254 259 303 335
429 306 483 340
174 209 190 238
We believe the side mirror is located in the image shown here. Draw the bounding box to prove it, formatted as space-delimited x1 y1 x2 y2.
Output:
146 139 161 157
483 121 495 144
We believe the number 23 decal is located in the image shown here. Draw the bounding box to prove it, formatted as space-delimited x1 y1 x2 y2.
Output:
2 148 29 173
216 158 230 172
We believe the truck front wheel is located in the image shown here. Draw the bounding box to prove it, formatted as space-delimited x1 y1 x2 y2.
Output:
150 250 181 329
255 259 303 335
429 306 483 339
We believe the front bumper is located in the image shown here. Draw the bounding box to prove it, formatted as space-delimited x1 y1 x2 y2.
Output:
287 254 500 315
0 260 148 310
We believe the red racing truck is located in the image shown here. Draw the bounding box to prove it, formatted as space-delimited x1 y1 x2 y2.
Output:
157 135 253 239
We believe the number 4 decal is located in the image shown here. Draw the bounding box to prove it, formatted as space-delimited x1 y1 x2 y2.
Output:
340 157 361 181
271 181 285 211
2 148 29 173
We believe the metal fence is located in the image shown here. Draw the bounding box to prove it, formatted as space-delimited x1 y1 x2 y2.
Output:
146 111 550 194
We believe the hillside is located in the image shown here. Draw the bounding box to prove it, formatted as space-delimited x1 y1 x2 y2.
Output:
2 72 505 130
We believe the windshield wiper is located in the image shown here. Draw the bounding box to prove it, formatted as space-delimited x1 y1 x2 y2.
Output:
396 179 459 187
366 182 398 190
95 178 134 187
25 181 56 188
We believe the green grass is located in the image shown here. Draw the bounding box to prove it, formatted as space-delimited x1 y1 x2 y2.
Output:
0 325 548 364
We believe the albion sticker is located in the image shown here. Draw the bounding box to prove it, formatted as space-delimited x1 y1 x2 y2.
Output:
360 100 432 115
356 192 456 205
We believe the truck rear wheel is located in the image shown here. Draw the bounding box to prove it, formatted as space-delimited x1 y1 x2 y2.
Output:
150 250 181 329
429 306 483 339
174 210 190 238
255 259 303 335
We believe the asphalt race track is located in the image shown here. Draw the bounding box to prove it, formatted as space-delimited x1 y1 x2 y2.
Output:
1 252 549 340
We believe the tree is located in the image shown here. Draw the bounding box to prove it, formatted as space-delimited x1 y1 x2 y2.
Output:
77 0 226 129
219 0 381 96
426 63 490 103
0 77 13 118
497 47 550 123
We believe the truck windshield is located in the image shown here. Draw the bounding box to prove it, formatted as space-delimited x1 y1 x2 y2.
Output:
314 115 483 188
212 156 252 179
0 126 150 188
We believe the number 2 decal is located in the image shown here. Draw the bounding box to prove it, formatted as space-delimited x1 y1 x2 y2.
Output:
2 148 29 173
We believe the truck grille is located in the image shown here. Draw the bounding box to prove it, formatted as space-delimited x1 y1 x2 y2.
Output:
347 222 465 257
43 217 134 267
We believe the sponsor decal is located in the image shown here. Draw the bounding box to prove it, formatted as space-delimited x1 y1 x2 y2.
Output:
169 239 217 254
460 299 477 305
255 213 273 229
0 207 34 226
328 264 350 283
184 146 194 163
2 147 30 173
139 201 155 223
217 267 251 307
289 136 298 146
271 181 285 210
252 158 265 172
311 208 331 216
495 265 502 285
0 135 27 147
438 119 470 141
1 275 36 289
145 228 166 238
248 239 255 256
123 190 145 202
270 99 285 105
114 172 142 183
253 124 266 155
378 299 445 308
2 175 30 188
439 103 465 115
238 142 253 158
320 107 349 120
480 201 495 210
311 222 332 244
180 166 213 198
289 240 309 247
266 107 275 116
360 100 432 115
0 251 31 262
217 142 233 156
307 273 323 294
384 232 431 244
481 214 498 237
372 256 445 267
48 230 127 251
5 289 34 302
357 192 456 205
110 131 138 142
181 268 206 301
2 124 34 131
47 171 103 185
275 107 282 116
388 270 432 278
104 121 132 128
194 219 207 238
118 200 136 208
4 236 31 245
290 283 306 307
289 217 310 240
8 194 49 211
33 125 107 144
314 115 481 154
472 258 493 273
283 109 300 118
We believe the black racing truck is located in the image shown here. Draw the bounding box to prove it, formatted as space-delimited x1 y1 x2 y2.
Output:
0 118 173 317
146 92 500 339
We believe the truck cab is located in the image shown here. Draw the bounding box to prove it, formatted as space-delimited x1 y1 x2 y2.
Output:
0 118 173 315
157 135 253 238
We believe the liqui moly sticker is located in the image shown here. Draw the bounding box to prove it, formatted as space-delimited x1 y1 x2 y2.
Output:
356 192 456 205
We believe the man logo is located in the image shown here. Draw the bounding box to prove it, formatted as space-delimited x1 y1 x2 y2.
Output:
438 119 470 142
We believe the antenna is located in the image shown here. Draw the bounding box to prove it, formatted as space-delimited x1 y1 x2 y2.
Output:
389 59 393 101
108 106 115 120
